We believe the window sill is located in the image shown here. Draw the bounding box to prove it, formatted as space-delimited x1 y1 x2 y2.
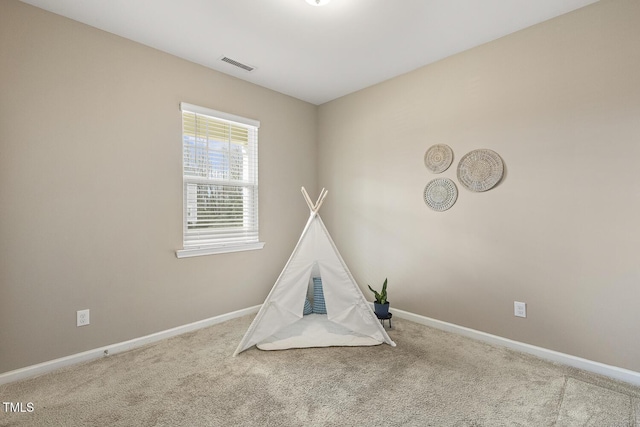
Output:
176 242 265 258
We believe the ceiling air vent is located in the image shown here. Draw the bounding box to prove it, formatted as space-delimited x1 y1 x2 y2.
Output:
220 56 255 72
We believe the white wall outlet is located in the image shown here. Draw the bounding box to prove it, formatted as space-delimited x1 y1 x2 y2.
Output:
77 309 90 327
514 301 526 318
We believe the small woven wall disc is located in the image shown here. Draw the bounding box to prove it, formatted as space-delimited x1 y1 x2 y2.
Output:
424 178 458 211
424 144 453 174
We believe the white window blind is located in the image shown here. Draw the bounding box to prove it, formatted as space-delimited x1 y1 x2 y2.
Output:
178 102 262 256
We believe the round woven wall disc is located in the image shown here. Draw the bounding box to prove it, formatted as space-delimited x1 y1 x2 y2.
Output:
424 178 458 211
424 144 453 174
457 149 504 192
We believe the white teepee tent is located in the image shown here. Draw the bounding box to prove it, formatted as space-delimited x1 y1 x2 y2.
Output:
234 188 396 356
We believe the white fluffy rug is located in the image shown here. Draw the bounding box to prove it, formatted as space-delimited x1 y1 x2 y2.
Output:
256 314 382 350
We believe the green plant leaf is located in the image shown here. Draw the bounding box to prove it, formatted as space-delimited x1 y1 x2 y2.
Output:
368 284 383 303
368 280 389 304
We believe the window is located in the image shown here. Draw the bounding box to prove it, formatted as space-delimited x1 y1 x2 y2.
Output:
176 103 263 258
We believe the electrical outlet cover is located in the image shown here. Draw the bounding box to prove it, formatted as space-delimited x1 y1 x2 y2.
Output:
77 309 90 327
514 301 526 318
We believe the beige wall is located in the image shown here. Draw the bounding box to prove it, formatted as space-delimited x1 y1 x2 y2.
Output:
318 0 640 372
0 1 317 373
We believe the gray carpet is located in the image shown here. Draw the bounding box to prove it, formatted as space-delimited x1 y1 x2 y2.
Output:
1 316 639 426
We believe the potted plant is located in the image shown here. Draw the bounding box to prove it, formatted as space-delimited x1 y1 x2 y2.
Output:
368 278 389 317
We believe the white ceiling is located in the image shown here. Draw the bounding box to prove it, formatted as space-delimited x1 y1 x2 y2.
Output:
21 0 598 105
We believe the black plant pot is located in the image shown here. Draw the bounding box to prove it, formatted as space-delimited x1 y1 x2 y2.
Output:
373 302 390 318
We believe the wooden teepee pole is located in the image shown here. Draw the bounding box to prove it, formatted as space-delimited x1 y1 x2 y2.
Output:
301 187 315 211
314 188 328 213
301 187 328 213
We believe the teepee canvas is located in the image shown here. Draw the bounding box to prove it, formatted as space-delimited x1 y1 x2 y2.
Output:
234 188 395 356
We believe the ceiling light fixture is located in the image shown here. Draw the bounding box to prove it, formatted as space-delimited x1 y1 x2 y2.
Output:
306 0 330 6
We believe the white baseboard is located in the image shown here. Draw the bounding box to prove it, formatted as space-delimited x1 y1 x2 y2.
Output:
391 308 640 387
0 305 261 386
2 305 639 388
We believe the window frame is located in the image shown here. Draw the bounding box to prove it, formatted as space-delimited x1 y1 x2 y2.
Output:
176 102 264 258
